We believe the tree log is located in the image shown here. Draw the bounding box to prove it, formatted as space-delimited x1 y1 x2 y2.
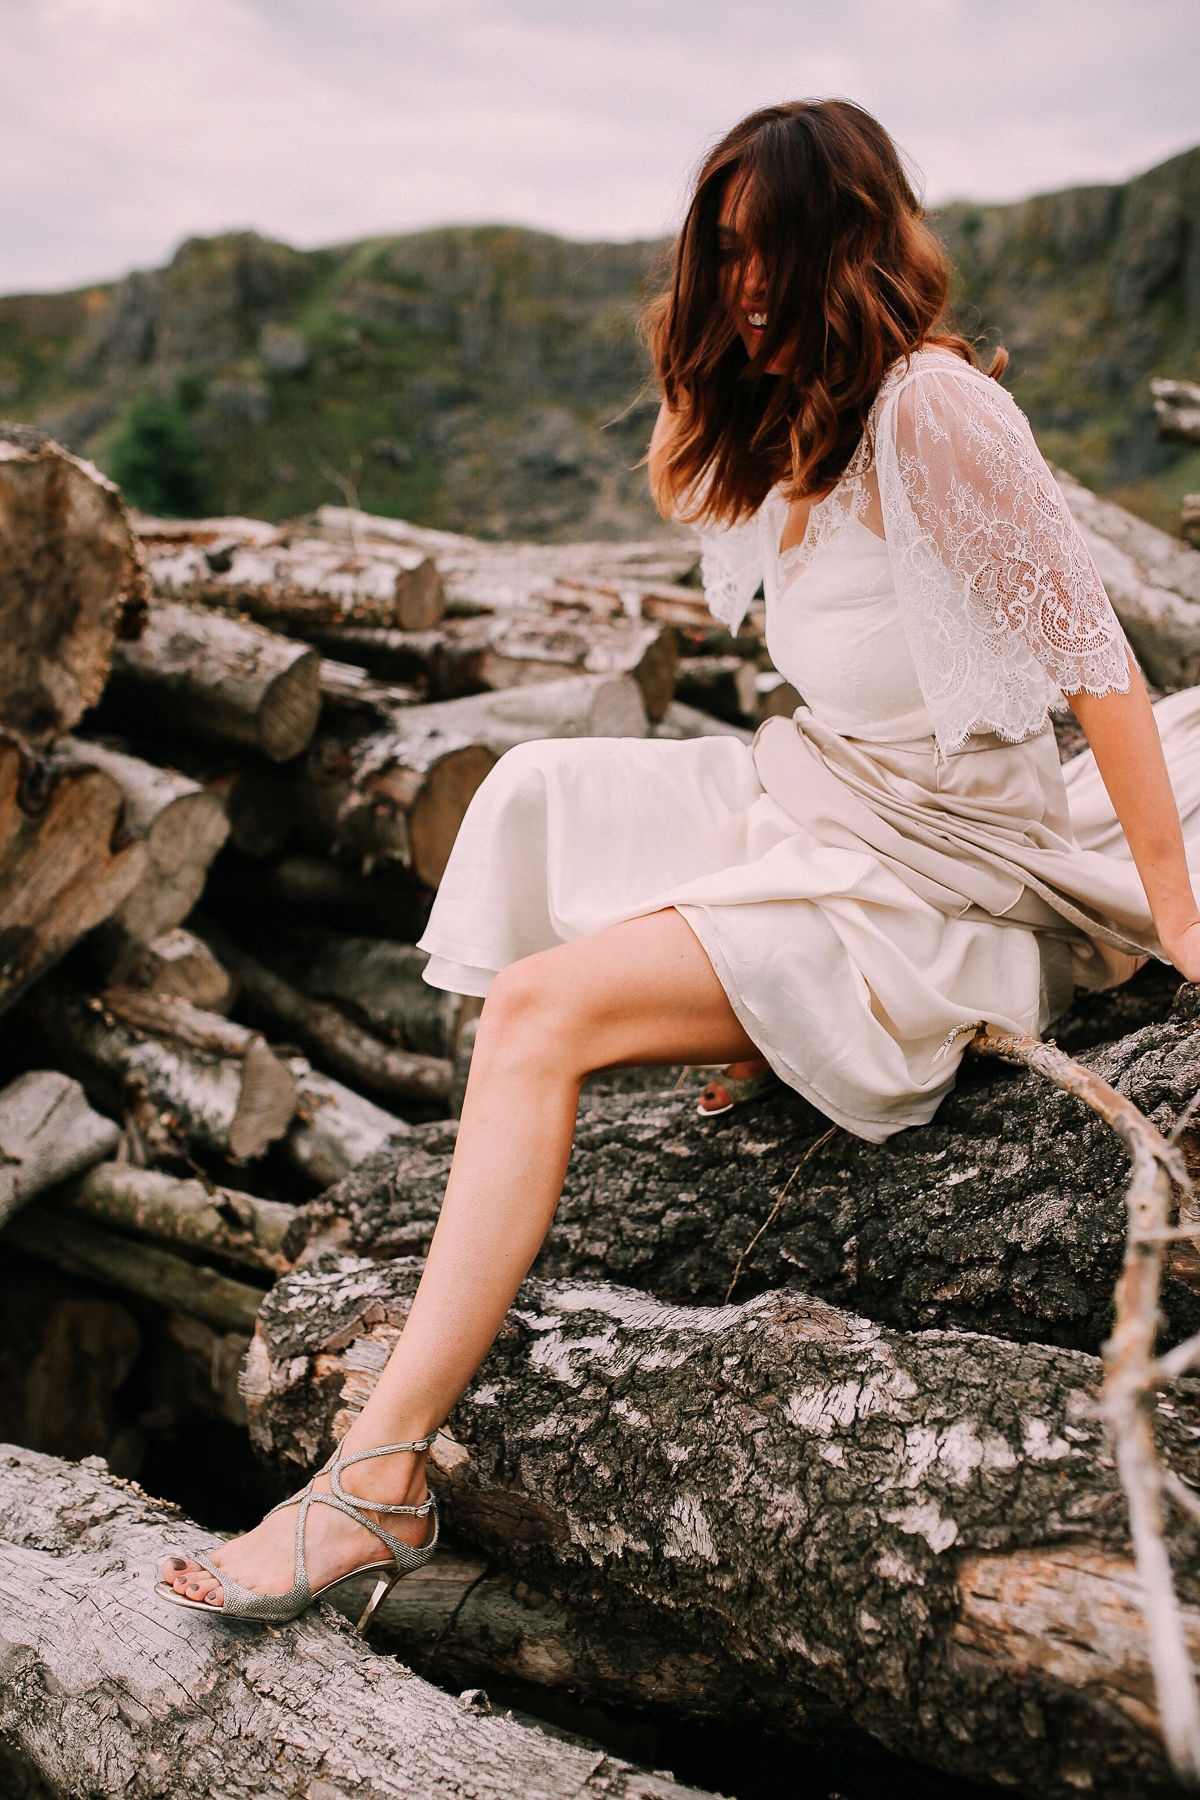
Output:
284 1058 413 1190
285 672 651 887
313 503 701 596
0 734 148 1015
390 672 648 757
205 848 432 941
1054 467 1200 688
4 1204 265 1333
64 738 230 972
126 926 235 1012
433 612 678 722
55 1161 296 1276
107 600 322 762
142 525 447 632
20 978 297 1165
0 1445 705 1800
1185 494 1200 553
1152 378 1200 447
284 975 1200 1355
672 655 757 724
197 920 452 1109
0 1071 120 1229
0 426 147 746
307 623 447 687
226 674 649 880
243 1256 1200 1798
301 934 466 1060
295 726 497 889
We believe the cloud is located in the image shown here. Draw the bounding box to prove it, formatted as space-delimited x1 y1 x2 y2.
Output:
1 0 1197 291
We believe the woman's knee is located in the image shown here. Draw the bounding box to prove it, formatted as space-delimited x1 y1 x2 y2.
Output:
475 953 589 1075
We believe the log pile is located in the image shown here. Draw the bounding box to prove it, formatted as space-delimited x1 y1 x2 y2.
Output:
8 437 1200 1794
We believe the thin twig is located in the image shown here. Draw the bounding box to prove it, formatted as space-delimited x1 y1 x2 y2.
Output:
723 1126 837 1304
969 1027 1200 1781
1154 1331 1200 1386
419 1559 496 1681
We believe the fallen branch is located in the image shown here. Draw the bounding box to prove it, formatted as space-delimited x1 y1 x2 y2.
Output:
197 919 453 1109
3 1204 265 1333
56 1161 296 1276
970 1023 1200 1782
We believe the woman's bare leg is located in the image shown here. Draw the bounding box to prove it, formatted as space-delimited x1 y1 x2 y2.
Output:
166 908 759 1605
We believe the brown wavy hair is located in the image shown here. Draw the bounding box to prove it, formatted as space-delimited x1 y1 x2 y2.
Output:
645 99 1006 525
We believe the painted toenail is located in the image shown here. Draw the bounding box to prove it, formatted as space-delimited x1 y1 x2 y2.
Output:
170 1558 188 1570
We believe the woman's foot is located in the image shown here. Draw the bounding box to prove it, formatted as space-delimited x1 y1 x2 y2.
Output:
160 1446 431 1609
697 1057 773 1115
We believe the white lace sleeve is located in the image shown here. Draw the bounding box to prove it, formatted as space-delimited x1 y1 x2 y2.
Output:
697 512 764 633
875 353 1129 752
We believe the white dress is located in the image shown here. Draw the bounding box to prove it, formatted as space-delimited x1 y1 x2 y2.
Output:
419 349 1200 1142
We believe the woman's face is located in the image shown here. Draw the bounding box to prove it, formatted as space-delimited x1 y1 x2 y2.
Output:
718 177 789 375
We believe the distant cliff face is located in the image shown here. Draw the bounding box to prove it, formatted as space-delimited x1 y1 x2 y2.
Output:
1 145 1197 538
935 144 1200 525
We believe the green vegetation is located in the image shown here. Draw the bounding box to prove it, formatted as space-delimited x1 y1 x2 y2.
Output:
108 387 207 517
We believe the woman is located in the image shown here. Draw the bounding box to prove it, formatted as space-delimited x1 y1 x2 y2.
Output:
159 100 1200 1624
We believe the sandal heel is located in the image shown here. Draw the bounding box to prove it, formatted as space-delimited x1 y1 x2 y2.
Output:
356 1569 404 1636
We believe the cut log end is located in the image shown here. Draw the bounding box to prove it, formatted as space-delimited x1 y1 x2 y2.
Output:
408 742 497 889
258 644 323 762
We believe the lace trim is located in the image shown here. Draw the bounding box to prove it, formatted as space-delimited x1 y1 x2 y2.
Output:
698 348 1129 751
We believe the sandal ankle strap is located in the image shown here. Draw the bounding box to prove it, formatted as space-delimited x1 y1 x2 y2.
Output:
330 1435 438 1516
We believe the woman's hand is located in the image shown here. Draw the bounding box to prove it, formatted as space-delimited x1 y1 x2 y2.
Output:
1159 917 1200 985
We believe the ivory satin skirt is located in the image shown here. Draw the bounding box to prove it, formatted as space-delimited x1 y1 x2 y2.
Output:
419 691 1200 1142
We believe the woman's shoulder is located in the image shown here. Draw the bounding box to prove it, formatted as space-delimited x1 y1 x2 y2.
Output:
876 344 995 410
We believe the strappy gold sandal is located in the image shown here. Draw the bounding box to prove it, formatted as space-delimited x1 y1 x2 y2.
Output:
155 1436 438 1635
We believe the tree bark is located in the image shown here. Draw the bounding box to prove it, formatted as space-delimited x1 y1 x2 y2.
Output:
140 519 445 630
63 738 230 973
0 1071 120 1228
313 503 701 596
197 920 453 1109
3 1204 266 1333
329 1545 791 1727
300 934 466 1060
55 1161 296 1276
307 623 447 687
433 613 678 722
284 975 1200 1355
124 926 235 1012
243 1255 1200 1799
20 977 297 1165
107 600 322 762
0 1444 706 1800
0 426 147 747
0 734 148 1015
284 1058 414 1191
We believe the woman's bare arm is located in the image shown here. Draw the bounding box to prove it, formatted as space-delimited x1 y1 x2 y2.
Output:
1069 652 1200 981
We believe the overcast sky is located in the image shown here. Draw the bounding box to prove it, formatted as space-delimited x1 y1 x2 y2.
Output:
3 0 1198 295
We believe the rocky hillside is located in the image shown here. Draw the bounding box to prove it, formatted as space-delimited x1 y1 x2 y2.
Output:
1 142 1198 539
